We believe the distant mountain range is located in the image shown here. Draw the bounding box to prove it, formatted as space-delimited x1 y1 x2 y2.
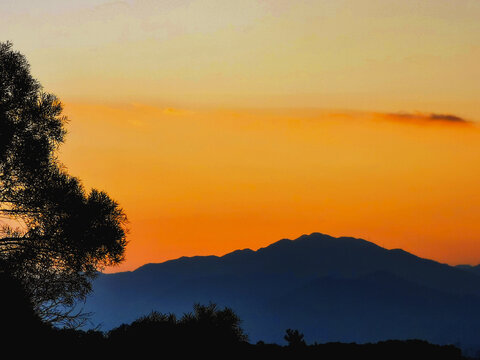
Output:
83 233 480 352
455 264 480 276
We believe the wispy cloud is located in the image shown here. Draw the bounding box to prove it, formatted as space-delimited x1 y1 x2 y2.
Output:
374 112 472 126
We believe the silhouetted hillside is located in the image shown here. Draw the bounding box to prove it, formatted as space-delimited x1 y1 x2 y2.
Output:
456 264 480 277
1 301 468 359
83 233 480 353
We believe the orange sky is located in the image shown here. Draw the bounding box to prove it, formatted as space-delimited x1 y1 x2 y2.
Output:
57 103 480 271
3 0 480 271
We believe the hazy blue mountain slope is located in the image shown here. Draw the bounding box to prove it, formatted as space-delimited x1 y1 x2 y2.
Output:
84 232 480 351
456 264 480 277
255 271 480 346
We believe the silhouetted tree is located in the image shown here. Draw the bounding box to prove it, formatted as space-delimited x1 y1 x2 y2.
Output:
0 272 46 331
108 303 248 354
180 302 249 345
0 41 127 327
284 328 306 348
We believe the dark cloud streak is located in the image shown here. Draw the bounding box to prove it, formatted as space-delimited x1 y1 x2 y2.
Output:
379 112 472 126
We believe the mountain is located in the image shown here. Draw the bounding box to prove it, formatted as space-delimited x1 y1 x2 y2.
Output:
456 264 480 276
83 232 480 352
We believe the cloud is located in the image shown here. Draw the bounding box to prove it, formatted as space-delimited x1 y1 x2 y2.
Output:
374 111 472 126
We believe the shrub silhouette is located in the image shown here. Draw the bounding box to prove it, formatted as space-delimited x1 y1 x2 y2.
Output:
107 310 178 346
180 303 248 345
108 302 248 355
284 328 306 348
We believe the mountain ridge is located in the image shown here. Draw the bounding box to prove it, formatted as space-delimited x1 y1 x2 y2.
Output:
110 232 480 297
126 232 470 275
129 232 381 272
84 232 480 352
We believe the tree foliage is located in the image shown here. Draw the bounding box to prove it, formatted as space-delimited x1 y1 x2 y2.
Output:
108 303 248 346
284 328 306 348
0 41 127 327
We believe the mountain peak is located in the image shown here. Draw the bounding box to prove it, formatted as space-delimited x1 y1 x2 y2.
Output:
221 248 255 259
257 232 383 254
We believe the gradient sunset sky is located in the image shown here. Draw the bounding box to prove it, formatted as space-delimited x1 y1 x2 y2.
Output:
3 0 480 272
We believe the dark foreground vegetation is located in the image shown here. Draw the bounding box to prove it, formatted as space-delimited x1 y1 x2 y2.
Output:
1 274 467 360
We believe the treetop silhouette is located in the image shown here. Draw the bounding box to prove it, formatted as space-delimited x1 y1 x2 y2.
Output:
0 41 127 327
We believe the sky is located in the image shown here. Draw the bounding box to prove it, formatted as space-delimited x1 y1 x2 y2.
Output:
2 0 480 272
